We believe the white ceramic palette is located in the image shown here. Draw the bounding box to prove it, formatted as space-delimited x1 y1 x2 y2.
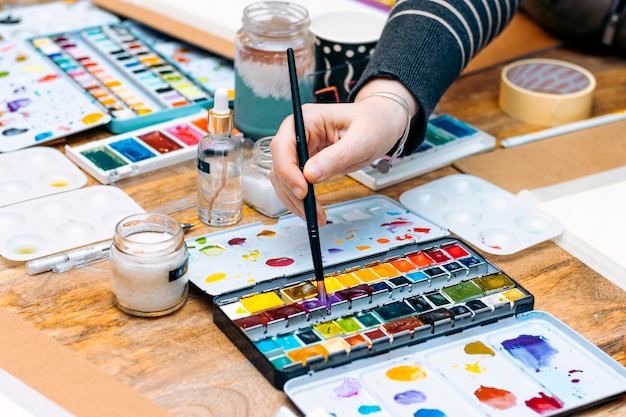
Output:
0 185 144 261
400 174 563 255
0 147 87 207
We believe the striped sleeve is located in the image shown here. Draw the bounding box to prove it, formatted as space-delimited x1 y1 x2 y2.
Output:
350 0 520 154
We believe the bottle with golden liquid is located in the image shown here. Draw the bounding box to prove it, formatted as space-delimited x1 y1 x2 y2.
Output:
234 1 315 141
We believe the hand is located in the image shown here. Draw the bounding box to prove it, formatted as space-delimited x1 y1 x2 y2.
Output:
269 79 417 225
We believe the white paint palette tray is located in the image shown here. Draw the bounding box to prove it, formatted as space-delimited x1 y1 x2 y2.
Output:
400 174 563 255
0 147 87 207
0 185 144 261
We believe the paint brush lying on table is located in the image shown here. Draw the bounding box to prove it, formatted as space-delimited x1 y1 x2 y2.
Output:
26 222 195 275
286 47 328 308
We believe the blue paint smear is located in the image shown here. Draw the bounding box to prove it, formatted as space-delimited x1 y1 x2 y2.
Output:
394 390 427 405
358 404 381 415
414 409 447 417
35 131 53 141
501 334 559 372
110 138 156 162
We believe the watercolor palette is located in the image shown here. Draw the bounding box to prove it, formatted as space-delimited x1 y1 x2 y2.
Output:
186 195 448 296
0 40 111 152
0 185 144 261
285 310 626 416
28 22 213 134
400 174 564 255
348 114 496 190
64 111 209 184
0 147 87 207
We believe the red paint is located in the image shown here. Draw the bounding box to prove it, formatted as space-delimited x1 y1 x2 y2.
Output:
413 227 431 233
228 237 246 246
266 257 295 267
165 123 204 145
138 131 183 153
395 234 414 241
525 392 563 414
474 385 516 410
442 243 470 259
37 74 59 82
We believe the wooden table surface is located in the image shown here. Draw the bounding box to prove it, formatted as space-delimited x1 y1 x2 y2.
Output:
1 45 625 416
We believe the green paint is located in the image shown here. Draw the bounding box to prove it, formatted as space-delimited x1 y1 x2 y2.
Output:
335 317 363 333
81 147 126 171
442 280 484 302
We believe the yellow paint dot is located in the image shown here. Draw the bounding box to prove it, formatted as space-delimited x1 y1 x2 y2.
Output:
49 181 69 187
205 272 227 284
243 249 260 260
21 64 46 71
16 246 36 255
385 364 427 381
464 360 486 374
82 112 105 125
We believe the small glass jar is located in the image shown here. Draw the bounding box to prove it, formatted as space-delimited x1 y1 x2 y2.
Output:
234 1 315 141
242 136 288 217
109 213 189 317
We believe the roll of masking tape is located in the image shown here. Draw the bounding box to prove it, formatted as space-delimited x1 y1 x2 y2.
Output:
499 58 596 126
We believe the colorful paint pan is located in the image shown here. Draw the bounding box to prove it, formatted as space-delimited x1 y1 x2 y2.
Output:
0 185 144 261
28 21 218 134
284 311 626 417
64 112 212 184
0 41 110 152
0 147 87 207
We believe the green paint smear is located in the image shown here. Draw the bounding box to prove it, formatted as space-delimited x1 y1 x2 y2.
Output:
442 280 484 302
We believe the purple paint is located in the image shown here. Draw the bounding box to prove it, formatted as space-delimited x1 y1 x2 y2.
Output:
568 369 583 383
380 218 413 233
228 237 246 246
8 98 31 112
394 390 427 405
501 334 558 372
328 248 343 253
333 377 361 398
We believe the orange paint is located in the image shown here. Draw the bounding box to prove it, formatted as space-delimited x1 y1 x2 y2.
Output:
355 245 371 251
474 385 517 410
286 344 328 365
370 263 400 278
376 238 390 244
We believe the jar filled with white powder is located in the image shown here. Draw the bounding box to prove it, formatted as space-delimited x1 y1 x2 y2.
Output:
109 213 189 317
242 136 288 217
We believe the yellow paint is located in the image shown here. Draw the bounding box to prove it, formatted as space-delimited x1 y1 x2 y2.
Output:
313 321 344 339
49 181 69 187
257 229 276 237
336 273 361 287
371 263 400 278
240 291 284 313
242 249 260 260
501 288 526 302
200 244 225 256
16 246 36 255
205 272 227 284
236 306 247 315
352 268 378 283
464 341 495 356
20 64 46 72
323 276 344 293
82 112 105 125
385 364 427 381
286 344 328 365
464 360 486 374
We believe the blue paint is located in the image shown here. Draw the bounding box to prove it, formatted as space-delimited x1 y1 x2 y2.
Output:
34 131 53 141
358 404 382 415
394 390 426 405
274 334 302 350
110 138 156 162
501 334 559 372
414 409 447 417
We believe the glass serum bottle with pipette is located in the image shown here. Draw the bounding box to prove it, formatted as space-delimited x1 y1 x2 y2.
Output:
197 88 243 226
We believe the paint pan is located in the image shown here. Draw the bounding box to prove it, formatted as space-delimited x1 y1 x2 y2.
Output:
28 22 220 134
0 185 144 261
0 147 87 207
64 111 212 184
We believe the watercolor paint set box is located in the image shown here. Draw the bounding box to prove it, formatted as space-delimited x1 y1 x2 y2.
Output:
64 111 209 184
348 114 496 190
185 195 625 416
27 22 214 134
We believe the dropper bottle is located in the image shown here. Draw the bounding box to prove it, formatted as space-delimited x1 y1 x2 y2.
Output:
197 88 243 226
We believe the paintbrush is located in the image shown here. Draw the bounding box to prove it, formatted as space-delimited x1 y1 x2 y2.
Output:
286 47 328 307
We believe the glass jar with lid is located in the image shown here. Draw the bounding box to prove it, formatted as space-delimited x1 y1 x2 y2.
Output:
234 1 315 141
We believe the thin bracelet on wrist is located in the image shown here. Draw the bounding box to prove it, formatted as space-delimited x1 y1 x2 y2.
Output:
356 91 412 173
